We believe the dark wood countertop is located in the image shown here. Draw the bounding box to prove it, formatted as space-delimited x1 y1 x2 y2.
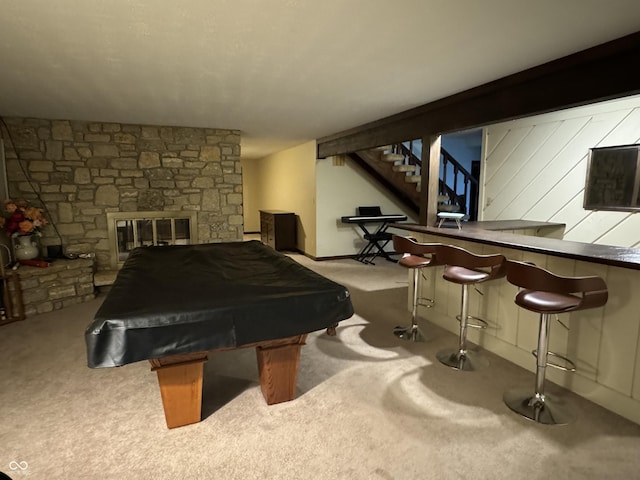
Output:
391 222 640 271
461 220 565 231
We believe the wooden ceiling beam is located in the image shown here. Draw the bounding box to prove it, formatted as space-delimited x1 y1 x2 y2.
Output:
317 31 640 159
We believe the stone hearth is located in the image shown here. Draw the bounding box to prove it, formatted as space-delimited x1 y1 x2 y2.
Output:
16 257 95 317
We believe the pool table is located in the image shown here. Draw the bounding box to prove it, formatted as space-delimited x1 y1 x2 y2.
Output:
85 241 354 428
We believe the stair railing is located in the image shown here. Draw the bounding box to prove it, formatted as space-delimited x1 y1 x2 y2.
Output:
440 148 477 215
395 141 478 217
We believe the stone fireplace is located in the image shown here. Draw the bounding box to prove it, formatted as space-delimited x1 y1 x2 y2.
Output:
1 117 243 273
0 117 243 315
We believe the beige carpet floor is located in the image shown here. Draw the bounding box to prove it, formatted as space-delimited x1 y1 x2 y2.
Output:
1 252 639 479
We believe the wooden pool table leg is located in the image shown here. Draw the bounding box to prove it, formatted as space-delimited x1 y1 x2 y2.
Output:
256 334 307 405
149 352 208 429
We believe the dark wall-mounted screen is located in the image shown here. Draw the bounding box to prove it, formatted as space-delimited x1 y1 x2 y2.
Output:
584 144 640 211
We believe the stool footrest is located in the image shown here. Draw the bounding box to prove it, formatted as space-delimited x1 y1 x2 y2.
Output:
418 297 434 308
456 315 488 329
532 350 577 372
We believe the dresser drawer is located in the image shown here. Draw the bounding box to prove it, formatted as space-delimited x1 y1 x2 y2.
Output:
259 210 296 251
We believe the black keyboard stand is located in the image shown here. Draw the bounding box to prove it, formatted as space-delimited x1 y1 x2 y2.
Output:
340 214 408 265
360 230 393 264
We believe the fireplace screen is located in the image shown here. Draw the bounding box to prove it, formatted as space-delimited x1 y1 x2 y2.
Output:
107 212 198 268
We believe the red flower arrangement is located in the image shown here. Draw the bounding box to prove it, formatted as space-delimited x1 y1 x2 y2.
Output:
0 199 48 236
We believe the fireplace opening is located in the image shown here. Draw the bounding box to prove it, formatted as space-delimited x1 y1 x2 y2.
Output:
106 211 198 269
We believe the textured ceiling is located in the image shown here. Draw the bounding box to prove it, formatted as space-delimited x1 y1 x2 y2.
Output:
1 1 639 159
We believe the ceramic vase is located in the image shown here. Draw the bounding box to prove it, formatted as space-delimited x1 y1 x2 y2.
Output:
14 234 39 261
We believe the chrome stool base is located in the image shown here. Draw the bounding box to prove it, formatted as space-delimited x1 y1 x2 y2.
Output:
436 348 489 371
503 387 574 425
393 263 433 343
393 325 426 342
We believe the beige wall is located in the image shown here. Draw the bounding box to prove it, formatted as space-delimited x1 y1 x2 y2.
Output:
245 141 317 255
240 156 261 232
244 144 418 259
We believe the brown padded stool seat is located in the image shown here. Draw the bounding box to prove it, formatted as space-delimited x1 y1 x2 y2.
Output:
392 235 443 342
399 254 433 269
516 291 581 313
503 260 608 425
435 244 507 371
443 266 492 284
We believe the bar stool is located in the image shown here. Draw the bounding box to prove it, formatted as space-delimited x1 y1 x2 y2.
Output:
392 235 442 342
503 260 608 425
435 244 507 371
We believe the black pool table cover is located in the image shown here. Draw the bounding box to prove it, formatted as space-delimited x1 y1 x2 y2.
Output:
85 241 354 368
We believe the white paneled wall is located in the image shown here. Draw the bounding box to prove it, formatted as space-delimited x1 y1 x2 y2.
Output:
482 94 640 248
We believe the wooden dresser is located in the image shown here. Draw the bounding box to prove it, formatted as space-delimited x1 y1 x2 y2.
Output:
259 210 296 251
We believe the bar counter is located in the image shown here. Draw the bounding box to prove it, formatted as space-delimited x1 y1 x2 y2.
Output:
392 220 640 425
392 221 640 270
